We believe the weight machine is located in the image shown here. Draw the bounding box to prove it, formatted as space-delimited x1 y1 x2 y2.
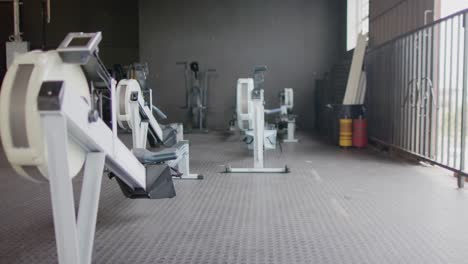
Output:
177 61 216 132
0 32 196 264
225 66 289 173
277 88 298 143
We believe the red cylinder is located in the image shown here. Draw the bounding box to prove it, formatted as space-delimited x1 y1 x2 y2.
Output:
353 118 368 148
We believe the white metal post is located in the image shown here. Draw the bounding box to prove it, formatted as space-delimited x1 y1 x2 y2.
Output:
141 122 148 148
131 100 139 149
253 99 264 169
13 0 21 41
177 123 184 142
77 153 105 264
42 113 81 264
171 142 201 179
111 79 118 156
178 151 189 177
284 119 298 143
130 99 149 149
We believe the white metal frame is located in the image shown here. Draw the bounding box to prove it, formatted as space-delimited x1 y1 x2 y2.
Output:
35 78 158 264
41 111 106 264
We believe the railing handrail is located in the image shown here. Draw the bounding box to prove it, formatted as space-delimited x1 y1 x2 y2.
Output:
368 8 468 53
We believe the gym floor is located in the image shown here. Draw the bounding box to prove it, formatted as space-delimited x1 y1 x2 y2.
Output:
1 132 468 264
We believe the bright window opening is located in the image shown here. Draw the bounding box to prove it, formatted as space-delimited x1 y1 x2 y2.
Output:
347 0 369 51
440 0 468 17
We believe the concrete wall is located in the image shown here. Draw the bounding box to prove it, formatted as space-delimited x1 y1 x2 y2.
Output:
0 0 139 83
139 0 347 130
369 0 435 47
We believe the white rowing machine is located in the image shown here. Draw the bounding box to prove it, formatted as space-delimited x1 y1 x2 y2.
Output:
0 32 180 264
226 66 289 173
115 78 202 180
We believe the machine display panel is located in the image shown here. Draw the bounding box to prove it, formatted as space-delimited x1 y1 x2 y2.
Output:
67 37 92 47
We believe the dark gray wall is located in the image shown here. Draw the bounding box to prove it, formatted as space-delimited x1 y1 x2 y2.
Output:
139 0 346 130
0 1 15 82
0 0 139 82
369 0 435 47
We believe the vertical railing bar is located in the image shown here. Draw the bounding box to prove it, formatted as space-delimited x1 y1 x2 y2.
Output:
441 20 448 164
454 15 462 169
447 18 454 167
381 49 386 141
408 34 415 151
381 50 385 140
378 51 382 140
413 32 421 153
409 34 417 152
426 26 431 158
424 27 431 157
390 45 394 143
409 33 415 152
376 52 380 139
406 34 411 151
417 29 423 156
404 36 409 149
387 45 393 143
397 39 403 147
391 44 396 144
432 24 442 161
372 53 376 139
460 12 468 172
429 25 436 160
414 31 419 153
402 37 407 149
400 37 407 149
382 47 386 141
404 35 410 150
402 38 406 147
399 38 403 147
388 45 395 144
421 28 427 156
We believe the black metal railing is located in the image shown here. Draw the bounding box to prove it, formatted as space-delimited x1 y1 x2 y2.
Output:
366 9 468 186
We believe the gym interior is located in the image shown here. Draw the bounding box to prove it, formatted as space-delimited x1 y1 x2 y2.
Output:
1 0 468 263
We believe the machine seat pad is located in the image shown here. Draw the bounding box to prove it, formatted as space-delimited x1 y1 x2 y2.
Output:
133 148 177 164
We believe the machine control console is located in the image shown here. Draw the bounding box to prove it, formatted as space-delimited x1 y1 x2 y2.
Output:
57 32 102 65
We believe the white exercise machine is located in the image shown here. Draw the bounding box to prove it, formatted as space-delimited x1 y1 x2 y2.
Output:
225 66 289 173
278 88 298 143
116 78 202 179
0 32 190 264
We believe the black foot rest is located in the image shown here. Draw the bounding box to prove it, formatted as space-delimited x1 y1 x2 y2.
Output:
112 164 176 199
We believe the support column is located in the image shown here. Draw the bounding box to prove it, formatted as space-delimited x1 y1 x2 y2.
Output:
253 99 264 169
